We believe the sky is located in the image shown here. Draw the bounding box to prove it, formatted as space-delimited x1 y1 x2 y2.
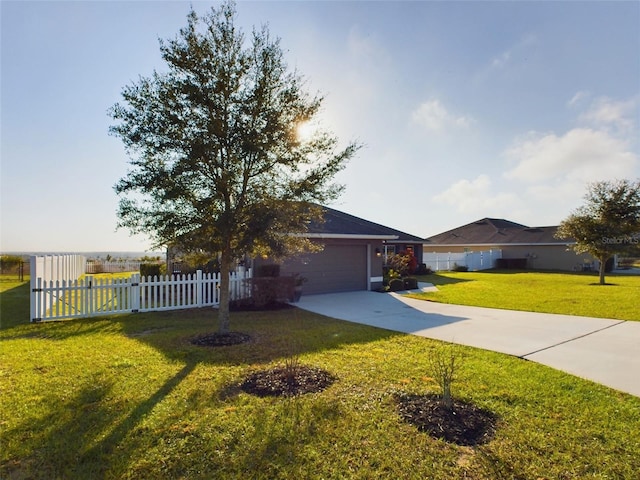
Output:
1 0 639 253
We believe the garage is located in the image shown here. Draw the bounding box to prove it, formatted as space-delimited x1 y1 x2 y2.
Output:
250 205 425 295
281 244 368 295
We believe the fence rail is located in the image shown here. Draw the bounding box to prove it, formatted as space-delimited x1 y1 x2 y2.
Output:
30 269 252 322
423 250 502 272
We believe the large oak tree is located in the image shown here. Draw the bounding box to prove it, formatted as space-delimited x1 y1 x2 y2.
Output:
109 2 360 332
556 179 640 285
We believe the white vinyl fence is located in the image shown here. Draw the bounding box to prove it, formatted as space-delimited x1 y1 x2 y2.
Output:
85 260 155 274
30 268 252 322
30 254 86 284
30 255 86 321
423 250 502 272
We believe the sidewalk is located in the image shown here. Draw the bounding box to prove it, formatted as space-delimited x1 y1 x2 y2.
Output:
296 289 640 397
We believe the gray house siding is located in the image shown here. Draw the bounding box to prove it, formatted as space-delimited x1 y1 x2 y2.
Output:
171 205 422 295
255 238 385 295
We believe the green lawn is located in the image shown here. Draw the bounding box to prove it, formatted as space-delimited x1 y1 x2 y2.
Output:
1 280 640 479
410 270 640 321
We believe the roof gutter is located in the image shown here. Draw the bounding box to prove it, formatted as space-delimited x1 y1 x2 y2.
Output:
293 233 399 240
424 242 577 247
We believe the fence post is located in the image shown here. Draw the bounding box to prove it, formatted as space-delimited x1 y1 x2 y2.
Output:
196 270 203 307
131 273 140 313
85 275 94 318
31 277 42 323
244 267 251 298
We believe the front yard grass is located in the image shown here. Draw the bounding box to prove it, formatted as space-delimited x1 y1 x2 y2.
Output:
411 270 640 321
1 280 640 479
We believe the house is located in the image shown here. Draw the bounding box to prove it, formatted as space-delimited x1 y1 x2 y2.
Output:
254 206 425 295
424 218 597 271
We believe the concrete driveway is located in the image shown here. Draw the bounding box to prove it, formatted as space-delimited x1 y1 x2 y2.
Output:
296 289 640 397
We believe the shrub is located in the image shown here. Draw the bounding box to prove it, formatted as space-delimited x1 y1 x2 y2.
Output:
428 343 463 410
388 278 405 292
403 277 418 290
415 263 432 275
141 263 165 278
383 267 401 286
387 253 411 277
0 255 24 276
452 263 468 272
256 264 280 277
250 276 295 307
383 267 399 285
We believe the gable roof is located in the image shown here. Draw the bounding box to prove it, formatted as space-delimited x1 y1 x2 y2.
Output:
306 206 424 243
424 218 573 246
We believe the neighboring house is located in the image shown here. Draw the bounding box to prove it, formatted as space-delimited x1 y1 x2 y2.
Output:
255 206 425 295
424 218 597 271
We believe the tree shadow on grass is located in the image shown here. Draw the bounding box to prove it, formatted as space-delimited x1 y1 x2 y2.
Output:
3 305 467 478
0 281 30 329
115 306 403 367
2 304 405 370
1 362 197 479
218 397 344 477
417 273 474 286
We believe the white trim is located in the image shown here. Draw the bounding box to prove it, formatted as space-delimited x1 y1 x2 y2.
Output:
425 242 576 247
384 240 424 244
300 233 399 240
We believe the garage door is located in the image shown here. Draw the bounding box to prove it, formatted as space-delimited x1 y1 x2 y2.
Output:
282 245 367 295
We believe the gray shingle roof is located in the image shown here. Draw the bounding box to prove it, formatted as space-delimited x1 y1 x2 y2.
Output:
424 218 572 246
310 206 424 243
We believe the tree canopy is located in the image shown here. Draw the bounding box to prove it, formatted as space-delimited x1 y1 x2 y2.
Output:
556 179 640 284
109 2 360 332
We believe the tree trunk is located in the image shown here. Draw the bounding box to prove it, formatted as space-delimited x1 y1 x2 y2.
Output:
218 246 232 333
442 383 453 410
598 255 607 285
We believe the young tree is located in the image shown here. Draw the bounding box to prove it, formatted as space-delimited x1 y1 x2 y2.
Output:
109 2 360 333
556 179 640 285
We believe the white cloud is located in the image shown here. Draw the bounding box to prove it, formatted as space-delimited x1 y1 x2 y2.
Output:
432 174 521 215
504 128 638 183
578 96 638 133
567 90 591 108
411 99 474 132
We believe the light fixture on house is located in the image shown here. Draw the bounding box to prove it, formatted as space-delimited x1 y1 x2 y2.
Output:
375 248 381 257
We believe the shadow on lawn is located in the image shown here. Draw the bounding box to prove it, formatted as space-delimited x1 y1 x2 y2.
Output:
0 281 30 328
2 362 198 479
2 297 412 477
117 306 403 366
2 308 402 478
417 273 473 286
2 298 402 365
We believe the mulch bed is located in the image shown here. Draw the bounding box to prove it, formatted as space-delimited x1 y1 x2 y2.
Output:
190 331 251 347
190 300 292 346
396 393 498 446
239 365 336 397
